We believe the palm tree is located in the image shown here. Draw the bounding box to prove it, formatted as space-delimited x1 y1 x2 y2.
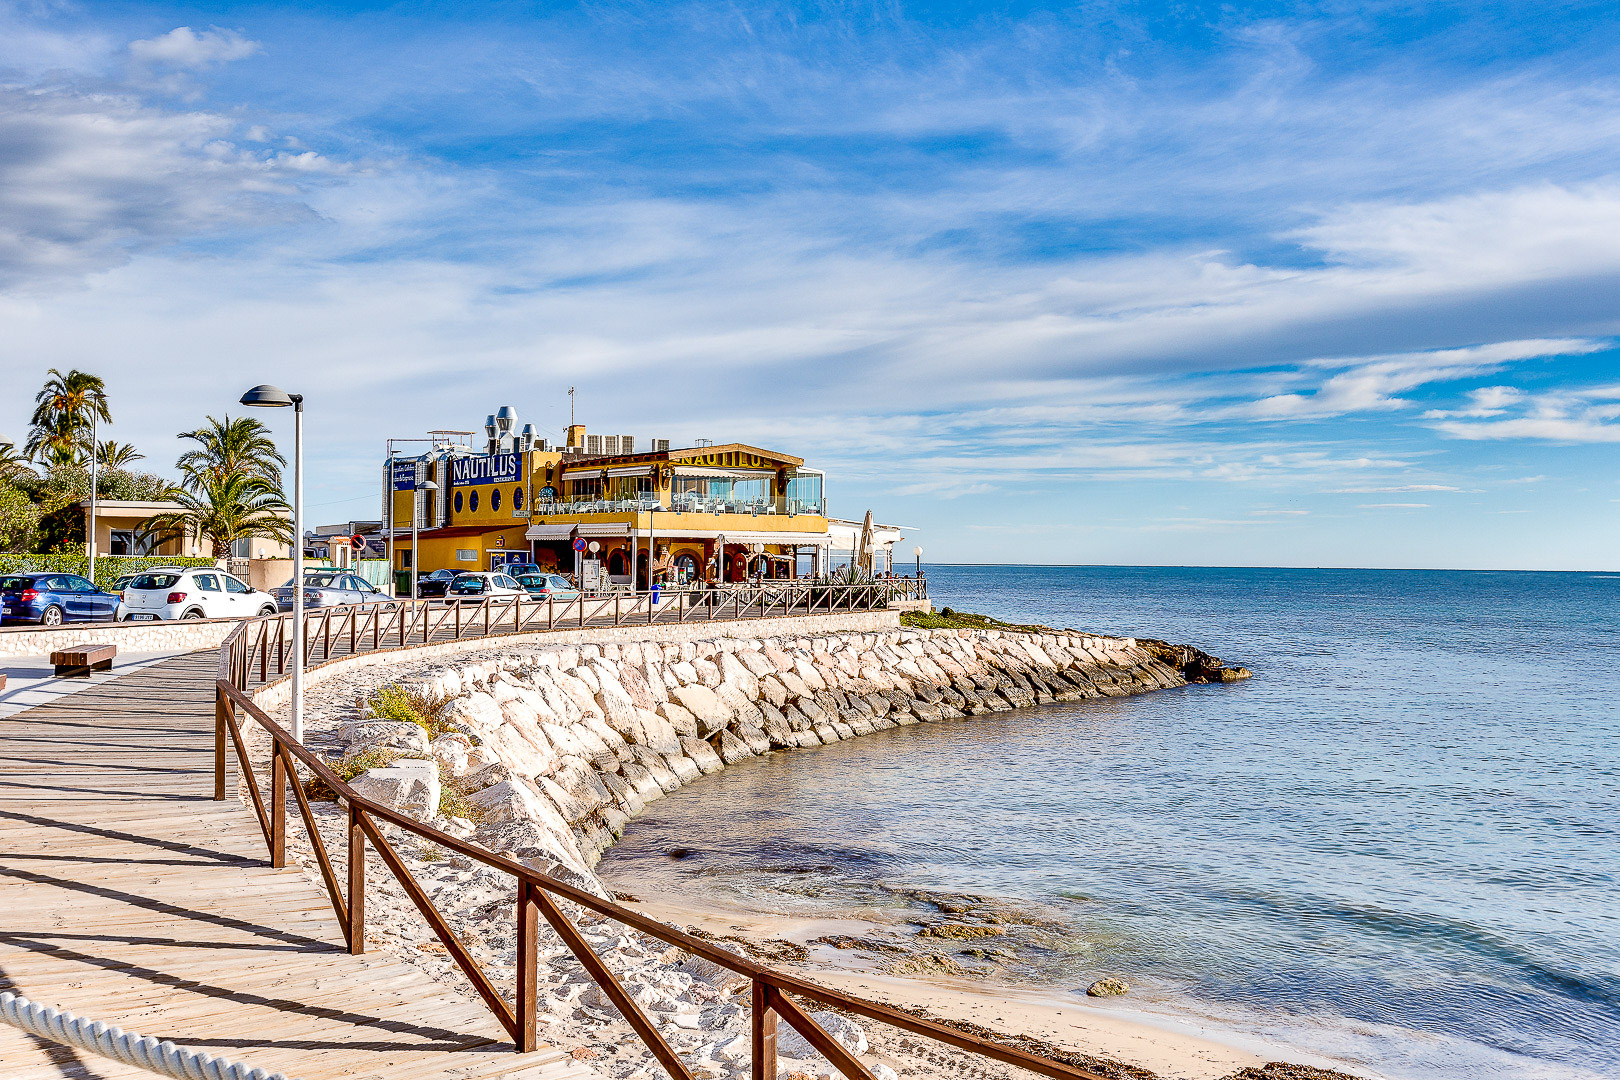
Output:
27 369 109 464
142 472 292 559
176 415 285 491
0 439 35 484
97 440 144 469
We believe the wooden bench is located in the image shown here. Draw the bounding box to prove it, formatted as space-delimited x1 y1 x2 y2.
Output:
51 644 117 678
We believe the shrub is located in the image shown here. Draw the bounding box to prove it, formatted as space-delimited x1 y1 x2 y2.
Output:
304 747 407 802
364 683 458 737
0 553 215 588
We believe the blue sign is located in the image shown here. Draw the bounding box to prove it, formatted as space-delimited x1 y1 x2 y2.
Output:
451 453 520 488
391 460 418 490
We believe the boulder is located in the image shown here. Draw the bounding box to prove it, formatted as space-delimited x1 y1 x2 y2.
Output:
349 759 440 820
1087 977 1129 998
717 653 759 699
714 729 753 764
691 658 722 688
775 1011 868 1058
338 720 429 757
538 757 613 823
662 752 702 784
669 684 731 736
659 701 700 738
737 650 776 678
679 736 725 775
428 733 473 775
732 724 771 755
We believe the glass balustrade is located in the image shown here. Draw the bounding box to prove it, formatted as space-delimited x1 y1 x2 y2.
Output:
527 495 827 517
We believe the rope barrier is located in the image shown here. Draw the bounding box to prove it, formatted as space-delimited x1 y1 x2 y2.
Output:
0 991 291 1080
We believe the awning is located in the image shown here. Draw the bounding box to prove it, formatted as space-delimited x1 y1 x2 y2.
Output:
670 466 776 479
645 528 830 548
561 464 655 480
525 523 631 540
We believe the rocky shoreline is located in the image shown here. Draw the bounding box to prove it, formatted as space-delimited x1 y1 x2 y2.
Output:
261 622 1277 1080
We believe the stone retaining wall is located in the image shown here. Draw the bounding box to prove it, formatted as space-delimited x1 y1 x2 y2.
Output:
311 621 1191 897
0 617 239 658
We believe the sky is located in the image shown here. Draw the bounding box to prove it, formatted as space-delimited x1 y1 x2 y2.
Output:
1 1 1618 570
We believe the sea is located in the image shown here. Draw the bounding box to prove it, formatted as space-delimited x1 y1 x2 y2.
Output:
595 565 1620 1080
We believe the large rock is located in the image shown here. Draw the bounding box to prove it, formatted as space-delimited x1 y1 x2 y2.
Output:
775 1011 868 1058
538 756 613 823
349 759 440 820
714 729 753 764
680 736 724 775
717 653 759 699
669 684 731 736
659 701 699 738
338 720 429 757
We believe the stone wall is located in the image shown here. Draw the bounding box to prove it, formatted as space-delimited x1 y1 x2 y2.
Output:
0 617 239 658
316 622 1197 897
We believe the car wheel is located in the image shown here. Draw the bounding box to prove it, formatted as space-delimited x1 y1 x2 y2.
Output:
259 605 277 617
40 605 64 626
181 609 204 620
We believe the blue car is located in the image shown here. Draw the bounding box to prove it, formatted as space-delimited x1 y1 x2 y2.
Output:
0 572 123 626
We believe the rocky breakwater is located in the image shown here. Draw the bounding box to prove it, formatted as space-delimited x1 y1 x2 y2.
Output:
330 626 1251 898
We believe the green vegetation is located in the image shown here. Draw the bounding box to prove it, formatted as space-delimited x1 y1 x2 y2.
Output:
0 553 215 588
4 372 291 563
304 746 405 802
363 683 459 738
901 606 1058 633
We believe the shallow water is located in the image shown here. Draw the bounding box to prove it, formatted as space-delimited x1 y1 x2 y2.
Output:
597 566 1620 1079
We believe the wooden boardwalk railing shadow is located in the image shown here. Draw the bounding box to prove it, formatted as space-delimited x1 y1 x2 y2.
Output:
0 651 594 1080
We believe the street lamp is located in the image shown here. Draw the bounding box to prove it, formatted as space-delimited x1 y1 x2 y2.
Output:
914 545 923 578
412 480 438 599
239 385 305 740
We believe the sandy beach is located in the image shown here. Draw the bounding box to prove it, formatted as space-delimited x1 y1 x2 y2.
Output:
604 878 1364 1080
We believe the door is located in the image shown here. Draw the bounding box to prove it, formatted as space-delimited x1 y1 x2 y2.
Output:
191 573 224 617
60 576 97 621
223 574 256 614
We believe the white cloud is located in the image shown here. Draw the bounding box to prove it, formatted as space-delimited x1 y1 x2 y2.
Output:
1358 503 1430 509
129 27 259 70
1330 484 1460 493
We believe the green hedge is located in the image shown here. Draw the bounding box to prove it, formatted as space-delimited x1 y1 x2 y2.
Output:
0 554 217 588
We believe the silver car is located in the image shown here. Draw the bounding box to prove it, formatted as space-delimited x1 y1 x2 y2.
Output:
272 570 396 611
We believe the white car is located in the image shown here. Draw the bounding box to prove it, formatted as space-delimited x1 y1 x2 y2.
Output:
446 571 528 602
121 567 280 621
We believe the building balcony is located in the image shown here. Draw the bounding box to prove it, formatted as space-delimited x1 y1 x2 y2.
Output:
526 496 827 518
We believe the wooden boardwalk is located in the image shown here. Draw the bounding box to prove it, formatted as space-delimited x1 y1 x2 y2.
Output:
0 652 596 1080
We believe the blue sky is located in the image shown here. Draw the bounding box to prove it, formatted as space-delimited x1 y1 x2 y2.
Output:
1 1 1618 569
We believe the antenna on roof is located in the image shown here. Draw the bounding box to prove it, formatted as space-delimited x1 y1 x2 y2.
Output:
569 386 575 428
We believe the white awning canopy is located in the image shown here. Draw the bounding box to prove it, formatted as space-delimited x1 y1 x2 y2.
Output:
524 522 631 540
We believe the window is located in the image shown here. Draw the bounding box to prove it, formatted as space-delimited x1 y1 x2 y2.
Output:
194 574 220 592
456 548 477 562
400 550 413 568
131 573 180 590
513 486 524 510
469 491 480 513
454 491 464 513
224 576 252 594
491 489 502 512
497 576 519 589
66 575 96 592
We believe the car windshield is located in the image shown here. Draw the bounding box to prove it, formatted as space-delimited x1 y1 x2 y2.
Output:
304 572 342 587
452 577 485 588
130 573 180 590
0 576 36 591
514 575 547 586
548 576 573 589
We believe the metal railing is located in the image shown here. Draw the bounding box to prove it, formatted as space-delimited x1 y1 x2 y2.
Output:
223 578 926 689
529 496 827 517
207 572 1113 1080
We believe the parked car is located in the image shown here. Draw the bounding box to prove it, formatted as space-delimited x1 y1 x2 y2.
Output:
495 561 542 579
121 568 279 621
412 568 459 599
512 572 581 601
0 572 123 625
271 570 396 611
447 571 528 601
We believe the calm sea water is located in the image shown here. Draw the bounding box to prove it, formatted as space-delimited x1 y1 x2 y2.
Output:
598 566 1620 1079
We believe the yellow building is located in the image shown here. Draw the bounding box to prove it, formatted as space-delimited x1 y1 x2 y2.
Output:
387 422 830 587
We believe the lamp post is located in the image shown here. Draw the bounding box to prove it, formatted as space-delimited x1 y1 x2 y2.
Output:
88 411 98 583
239 385 304 741
412 480 438 600
914 545 923 578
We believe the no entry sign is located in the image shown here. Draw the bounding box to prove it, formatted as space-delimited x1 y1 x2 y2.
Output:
572 537 587 552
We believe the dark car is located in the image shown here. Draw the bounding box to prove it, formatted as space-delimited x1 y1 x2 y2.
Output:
0 572 122 625
496 561 542 579
412 568 460 598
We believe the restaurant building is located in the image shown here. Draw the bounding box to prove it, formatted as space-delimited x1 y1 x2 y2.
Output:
386 407 857 587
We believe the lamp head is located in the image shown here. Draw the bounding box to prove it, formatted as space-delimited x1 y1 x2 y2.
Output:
240 384 299 408
421 480 439 491
913 546 923 558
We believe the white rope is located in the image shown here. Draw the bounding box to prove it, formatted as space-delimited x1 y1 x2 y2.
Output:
0 991 291 1080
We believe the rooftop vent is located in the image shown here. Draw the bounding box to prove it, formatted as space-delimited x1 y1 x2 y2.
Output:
694 438 714 448
652 438 670 453
620 435 635 454
586 434 603 455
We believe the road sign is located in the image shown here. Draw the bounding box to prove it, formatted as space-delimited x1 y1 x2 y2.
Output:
349 534 366 551
572 537 587 553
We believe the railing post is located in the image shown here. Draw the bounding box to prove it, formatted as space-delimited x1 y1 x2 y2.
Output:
516 879 540 1052
347 803 366 954
751 980 777 1080
213 687 227 801
270 747 287 868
